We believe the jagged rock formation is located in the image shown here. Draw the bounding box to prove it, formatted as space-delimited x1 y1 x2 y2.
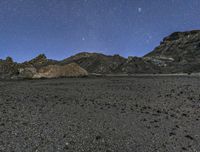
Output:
33 63 88 78
12 63 88 79
22 54 58 68
1 30 200 79
0 55 88 79
145 30 200 73
0 57 19 79
146 30 200 61
119 57 161 74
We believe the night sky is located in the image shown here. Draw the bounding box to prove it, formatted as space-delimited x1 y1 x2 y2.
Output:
0 0 200 62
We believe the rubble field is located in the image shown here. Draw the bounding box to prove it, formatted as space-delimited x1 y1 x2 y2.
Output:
0 76 200 152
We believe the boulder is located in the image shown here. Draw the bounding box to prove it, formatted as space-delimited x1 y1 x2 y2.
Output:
33 63 88 78
18 67 37 79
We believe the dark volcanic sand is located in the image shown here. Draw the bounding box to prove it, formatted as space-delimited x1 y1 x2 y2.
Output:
0 76 200 152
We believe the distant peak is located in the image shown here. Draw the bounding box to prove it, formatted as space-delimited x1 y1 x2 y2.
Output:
68 52 105 60
35 54 47 60
30 54 47 62
26 54 48 65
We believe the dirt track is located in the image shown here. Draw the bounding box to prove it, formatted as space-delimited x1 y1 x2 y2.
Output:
0 76 200 152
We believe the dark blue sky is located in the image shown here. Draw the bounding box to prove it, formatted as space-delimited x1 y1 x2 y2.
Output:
0 0 200 62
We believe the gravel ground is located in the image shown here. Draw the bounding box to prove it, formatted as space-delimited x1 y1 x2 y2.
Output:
0 76 200 152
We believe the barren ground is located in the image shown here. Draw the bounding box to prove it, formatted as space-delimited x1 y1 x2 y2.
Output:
0 76 200 152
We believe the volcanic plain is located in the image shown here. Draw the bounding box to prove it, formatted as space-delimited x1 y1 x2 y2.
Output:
0 76 200 152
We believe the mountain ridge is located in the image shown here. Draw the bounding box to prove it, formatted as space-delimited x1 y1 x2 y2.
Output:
1 29 200 79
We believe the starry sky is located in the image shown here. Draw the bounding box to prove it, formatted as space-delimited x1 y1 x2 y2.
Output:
0 0 200 62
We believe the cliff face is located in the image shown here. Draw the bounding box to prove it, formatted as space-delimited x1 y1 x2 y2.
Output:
145 30 200 73
146 30 200 62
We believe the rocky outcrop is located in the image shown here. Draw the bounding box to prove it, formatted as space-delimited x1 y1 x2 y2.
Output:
33 63 88 78
22 54 58 68
15 67 38 79
145 30 200 73
0 57 19 79
11 63 88 79
119 57 161 74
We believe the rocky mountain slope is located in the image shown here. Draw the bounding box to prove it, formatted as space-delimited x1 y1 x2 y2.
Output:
0 30 200 79
145 30 200 73
0 57 19 79
60 52 127 74
61 52 160 74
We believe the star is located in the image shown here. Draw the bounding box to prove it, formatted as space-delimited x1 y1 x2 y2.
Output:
138 8 142 13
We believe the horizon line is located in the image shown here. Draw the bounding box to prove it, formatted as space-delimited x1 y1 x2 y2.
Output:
0 50 148 63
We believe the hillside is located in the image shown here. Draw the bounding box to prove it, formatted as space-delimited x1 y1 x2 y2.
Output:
145 30 200 73
1 30 200 79
61 52 160 74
